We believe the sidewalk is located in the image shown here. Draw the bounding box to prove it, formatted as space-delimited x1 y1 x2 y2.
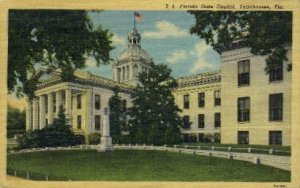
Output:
114 145 291 171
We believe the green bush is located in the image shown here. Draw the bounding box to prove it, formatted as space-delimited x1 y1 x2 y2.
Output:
74 134 85 145
7 129 25 138
17 105 79 149
17 124 79 149
88 133 101 145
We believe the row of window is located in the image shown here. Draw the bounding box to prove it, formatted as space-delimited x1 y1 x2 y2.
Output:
76 94 127 111
238 59 283 87
238 93 283 122
182 113 221 129
238 131 282 145
183 90 221 109
76 115 101 130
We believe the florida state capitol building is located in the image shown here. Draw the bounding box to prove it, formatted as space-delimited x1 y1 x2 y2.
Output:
25 27 291 146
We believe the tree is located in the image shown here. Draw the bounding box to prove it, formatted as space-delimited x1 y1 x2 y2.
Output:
188 11 292 73
8 10 114 99
7 105 26 138
108 87 126 143
128 62 183 145
7 105 25 130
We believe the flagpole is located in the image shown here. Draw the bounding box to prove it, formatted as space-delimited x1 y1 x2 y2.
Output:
133 12 136 29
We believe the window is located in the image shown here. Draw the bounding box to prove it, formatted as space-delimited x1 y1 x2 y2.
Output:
122 67 125 80
269 131 282 145
183 95 189 109
183 115 190 129
269 62 283 82
238 60 250 86
238 131 249 144
95 94 101 110
215 113 221 128
45 95 48 113
133 65 138 77
53 93 56 113
269 93 283 121
77 115 82 129
198 114 205 128
214 90 221 106
61 90 66 105
238 97 250 122
95 115 101 131
77 95 81 109
198 92 205 107
126 65 130 79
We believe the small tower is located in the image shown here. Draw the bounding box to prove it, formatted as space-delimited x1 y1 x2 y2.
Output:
112 28 153 86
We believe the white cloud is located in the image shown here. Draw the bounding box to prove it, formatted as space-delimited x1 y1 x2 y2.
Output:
165 50 188 64
190 61 214 74
189 42 218 74
143 20 188 39
112 33 126 46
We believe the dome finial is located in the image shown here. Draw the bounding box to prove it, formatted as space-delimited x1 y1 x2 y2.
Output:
128 27 141 46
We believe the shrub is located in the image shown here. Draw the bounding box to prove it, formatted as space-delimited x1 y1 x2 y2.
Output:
74 134 85 145
17 105 79 149
88 133 101 145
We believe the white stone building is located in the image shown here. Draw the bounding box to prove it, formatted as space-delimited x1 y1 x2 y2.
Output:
25 28 152 138
25 27 292 146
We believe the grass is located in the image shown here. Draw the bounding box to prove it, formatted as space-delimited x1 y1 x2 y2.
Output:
7 150 290 182
178 142 291 156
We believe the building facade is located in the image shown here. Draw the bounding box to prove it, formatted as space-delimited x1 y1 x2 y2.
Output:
220 46 291 146
172 71 221 143
25 27 292 146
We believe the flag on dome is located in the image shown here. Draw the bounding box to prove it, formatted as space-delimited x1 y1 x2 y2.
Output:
134 11 143 22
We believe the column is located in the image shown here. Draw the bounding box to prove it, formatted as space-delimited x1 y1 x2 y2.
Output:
39 95 46 129
48 93 54 125
32 98 39 130
65 89 72 125
26 99 32 131
56 90 62 116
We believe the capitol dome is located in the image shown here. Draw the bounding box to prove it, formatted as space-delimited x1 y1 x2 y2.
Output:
118 45 152 63
113 27 153 86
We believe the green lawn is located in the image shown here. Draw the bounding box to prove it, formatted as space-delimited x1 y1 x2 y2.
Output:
178 142 291 156
7 150 290 182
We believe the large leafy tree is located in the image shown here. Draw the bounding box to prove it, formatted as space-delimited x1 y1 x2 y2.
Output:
128 63 183 145
108 87 126 144
189 11 292 72
8 10 114 99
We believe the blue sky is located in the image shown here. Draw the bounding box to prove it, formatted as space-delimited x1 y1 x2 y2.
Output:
86 11 220 79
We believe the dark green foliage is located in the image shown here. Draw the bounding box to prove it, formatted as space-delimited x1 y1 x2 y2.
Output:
128 62 183 145
7 105 26 138
88 133 101 145
74 135 86 145
8 10 114 99
7 105 26 129
17 105 79 149
108 88 126 144
189 11 292 73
